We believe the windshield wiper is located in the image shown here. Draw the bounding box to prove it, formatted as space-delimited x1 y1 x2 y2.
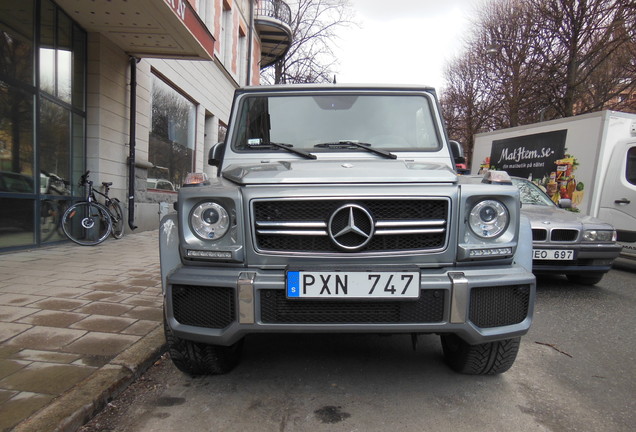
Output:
314 140 397 159
248 139 317 160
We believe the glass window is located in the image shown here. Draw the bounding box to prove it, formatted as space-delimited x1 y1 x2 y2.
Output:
0 197 34 248
40 98 70 184
233 94 441 152
0 82 34 186
627 147 636 186
56 12 72 104
72 24 85 110
0 0 34 85
39 0 55 96
149 75 196 188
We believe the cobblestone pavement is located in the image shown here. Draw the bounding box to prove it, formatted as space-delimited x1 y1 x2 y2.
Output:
0 231 166 432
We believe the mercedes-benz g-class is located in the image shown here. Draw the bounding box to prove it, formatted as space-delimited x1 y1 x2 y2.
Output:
160 84 536 375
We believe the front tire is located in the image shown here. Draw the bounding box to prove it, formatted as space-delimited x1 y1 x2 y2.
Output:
566 273 604 285
164 320 243 376
441 334 520 375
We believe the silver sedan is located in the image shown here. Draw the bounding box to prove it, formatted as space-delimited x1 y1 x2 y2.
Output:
513 177 622 285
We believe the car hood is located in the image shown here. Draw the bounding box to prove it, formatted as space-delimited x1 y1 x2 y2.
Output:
521 204 613 229
221 159 457 185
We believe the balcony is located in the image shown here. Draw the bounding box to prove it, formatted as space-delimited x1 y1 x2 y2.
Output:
54 0 215 60
255 0 293 68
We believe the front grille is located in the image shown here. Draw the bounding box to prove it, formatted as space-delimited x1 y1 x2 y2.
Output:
469 285 530 328
253 199 448 253
551 229 578 242
532 229 547 241
172 285 235 329
260 289 445 324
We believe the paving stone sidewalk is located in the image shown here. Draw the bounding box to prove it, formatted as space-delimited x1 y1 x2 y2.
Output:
0 230 166 432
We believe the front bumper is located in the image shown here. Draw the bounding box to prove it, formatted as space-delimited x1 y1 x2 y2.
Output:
164 264 536 346
531 243 623 274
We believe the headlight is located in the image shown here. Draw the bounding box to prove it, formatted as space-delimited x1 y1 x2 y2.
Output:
469 200 509 239
190 202 230 240
583 230 616 242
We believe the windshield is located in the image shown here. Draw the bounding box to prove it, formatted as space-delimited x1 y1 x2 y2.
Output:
512 178 555 206
232 93 441 153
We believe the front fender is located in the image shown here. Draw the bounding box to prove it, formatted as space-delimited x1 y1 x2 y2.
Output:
159 213 181 295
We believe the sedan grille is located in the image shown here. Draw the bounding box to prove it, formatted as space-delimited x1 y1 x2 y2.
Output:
551 229 578 242
253 199 449 253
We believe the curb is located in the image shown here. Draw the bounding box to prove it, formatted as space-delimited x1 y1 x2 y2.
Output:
12 327 167 432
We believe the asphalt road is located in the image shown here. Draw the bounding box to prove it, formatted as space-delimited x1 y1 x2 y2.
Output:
79 269 636 432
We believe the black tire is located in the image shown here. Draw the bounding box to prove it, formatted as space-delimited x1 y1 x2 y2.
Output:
107 199 125 239
62 202 112 246
164 320 243 376
566 273 604 286
441 334 520 375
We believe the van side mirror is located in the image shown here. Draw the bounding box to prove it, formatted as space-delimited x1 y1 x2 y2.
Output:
449 140 464 161
208 143 225 167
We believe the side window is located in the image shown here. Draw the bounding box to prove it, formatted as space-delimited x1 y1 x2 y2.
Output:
627 146 636 186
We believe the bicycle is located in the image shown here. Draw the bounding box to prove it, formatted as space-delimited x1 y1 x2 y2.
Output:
61 171 125 246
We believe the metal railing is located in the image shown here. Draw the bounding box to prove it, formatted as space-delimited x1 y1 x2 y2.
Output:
255 0 292 26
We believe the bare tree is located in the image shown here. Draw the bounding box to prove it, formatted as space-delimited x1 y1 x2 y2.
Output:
260 0 355 84
441 53 497 162
441 0 636 162
533 0 636 117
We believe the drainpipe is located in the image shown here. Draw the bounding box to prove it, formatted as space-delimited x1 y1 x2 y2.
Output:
247 0 254 85
128 56 138 230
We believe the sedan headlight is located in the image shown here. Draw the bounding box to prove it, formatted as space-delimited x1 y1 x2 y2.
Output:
469 200 509 239
190 202 230 240
583 230 617 242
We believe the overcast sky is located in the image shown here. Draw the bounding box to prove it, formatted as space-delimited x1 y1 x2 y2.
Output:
333 0 479 90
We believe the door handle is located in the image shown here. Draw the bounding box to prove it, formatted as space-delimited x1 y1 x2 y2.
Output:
614 198 631 204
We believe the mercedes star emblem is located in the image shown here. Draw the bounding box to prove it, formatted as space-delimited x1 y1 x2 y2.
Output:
328 204 374 251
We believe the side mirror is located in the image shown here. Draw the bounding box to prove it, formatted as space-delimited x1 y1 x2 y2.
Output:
208 142 225 167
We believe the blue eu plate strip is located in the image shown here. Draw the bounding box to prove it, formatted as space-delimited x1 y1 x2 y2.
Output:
287 271 300 297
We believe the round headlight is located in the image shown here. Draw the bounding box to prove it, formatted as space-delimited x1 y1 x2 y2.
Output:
469 200 509 239
191 202 230 240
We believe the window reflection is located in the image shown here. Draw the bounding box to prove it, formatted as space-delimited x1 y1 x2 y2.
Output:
0 0 34 85
149 75 196 188
0 82 34 184
0 197 34 248
40 99 70 182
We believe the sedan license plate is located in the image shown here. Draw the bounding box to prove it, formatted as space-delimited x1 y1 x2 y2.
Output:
286 271 420 299
532 249 574 260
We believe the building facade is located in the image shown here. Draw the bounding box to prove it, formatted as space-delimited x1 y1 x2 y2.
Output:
0 0 292 251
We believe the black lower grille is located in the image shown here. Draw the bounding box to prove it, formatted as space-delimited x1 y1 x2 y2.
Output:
469 285 530 328
172 285 235 329
260 289 445 324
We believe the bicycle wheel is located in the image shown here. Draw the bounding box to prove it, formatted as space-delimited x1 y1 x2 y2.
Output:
62 202 112 246
107 199 125 239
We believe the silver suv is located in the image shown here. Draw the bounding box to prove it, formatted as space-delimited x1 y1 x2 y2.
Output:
160 85 536 375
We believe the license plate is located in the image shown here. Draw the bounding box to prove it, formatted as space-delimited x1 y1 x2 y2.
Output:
532 249 574 260
286 271 420 299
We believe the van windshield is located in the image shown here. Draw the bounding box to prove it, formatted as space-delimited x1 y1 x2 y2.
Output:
232 93 442 153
